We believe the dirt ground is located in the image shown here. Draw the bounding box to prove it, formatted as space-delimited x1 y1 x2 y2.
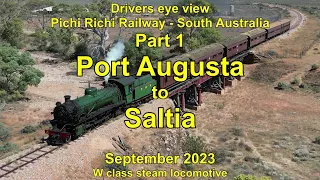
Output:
0 52 100 149
76 12 320 180
1 4 319 180
1 5 288 153
254 14 320 58
85 13 320 179
185 14 320 179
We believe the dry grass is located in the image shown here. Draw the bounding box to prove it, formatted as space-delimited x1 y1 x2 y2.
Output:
249 61 297 84
302 70 320 93
0 51 100 154
176 13 320 179
190 76 320 178
255 14 320 58
1 3 320 179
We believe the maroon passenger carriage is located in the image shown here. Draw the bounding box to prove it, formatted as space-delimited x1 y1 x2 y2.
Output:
265 19 291 39
242 28 267 47
151 19 291 110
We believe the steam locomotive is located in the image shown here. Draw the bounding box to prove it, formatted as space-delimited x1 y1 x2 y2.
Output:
45 19 291 145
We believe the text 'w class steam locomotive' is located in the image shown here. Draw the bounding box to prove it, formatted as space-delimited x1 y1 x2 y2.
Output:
45 19 291 145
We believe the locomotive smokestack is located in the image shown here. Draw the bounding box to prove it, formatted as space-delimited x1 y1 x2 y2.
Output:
64 95 71 102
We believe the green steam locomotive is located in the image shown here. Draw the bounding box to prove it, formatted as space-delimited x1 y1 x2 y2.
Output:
45 74 156 145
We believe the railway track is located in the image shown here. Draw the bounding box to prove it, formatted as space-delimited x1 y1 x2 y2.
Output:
267 3 304 31
0 144 60 179
288 8 304 30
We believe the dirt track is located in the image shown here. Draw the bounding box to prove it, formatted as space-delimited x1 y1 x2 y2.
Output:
0 99 174 180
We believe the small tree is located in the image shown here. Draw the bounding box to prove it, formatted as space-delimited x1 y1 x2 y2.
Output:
65 0 127 61
182 135 207 154
32 27 76 56
0 0 24 27
124 32 163 71
46 27 76 55
0 18 24 48
160 0 219 53
32 29 49 50
187 28 221 51
0 44 44 101
310 64 319 71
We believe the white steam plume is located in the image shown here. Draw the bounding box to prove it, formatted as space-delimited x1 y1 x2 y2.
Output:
104 41 125 83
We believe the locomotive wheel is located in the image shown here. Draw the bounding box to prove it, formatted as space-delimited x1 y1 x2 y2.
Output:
64 135 71 143
47 137 53 145
115 108 123 116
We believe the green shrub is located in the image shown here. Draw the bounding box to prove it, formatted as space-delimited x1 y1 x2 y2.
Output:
21 125 38 134
32 27 76 56
231 127 244 136
105 163 128 171
0 143 18 154
74 41 89 57
290 78 300 85
182 135 207 154
214 148 228 164
0 122 10 141
310 64 319 71
234 174 271 180
314 136 320 144
0 18 24 48
302 71 320 93
277 82 287 90
0 44 44 102
31 29 49 51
